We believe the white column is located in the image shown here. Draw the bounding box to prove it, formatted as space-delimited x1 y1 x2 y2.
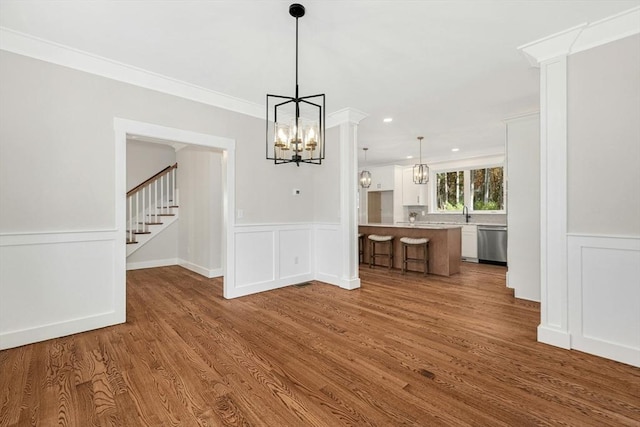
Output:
520 32 578 349
537 55 570 348
333 108 368 289
518 10 640 351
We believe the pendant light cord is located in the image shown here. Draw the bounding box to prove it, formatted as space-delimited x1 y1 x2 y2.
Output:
295 16 299 98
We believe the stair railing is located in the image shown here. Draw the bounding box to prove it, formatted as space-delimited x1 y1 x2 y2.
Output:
126 163 178 243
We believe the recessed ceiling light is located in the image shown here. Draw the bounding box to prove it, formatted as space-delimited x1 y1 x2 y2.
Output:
406 155 414 159
383 118 393 123
451 148 460 152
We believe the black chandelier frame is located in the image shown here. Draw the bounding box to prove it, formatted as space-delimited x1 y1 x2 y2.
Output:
266 3 326 166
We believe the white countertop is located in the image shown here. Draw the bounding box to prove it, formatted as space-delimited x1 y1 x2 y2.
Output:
397 221 507 227
360 221 507 229
359 223 462 230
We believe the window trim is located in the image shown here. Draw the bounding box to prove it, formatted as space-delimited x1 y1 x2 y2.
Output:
430 162 506 214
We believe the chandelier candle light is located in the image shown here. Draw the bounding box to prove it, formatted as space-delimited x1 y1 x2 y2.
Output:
413 136 429 184
360 147 372 188
266 3 325 166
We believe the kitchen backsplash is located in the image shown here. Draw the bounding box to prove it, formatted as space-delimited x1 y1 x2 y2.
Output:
403 206 506 225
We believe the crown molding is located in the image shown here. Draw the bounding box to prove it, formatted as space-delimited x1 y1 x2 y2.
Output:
518 6 640 66
327 108 369 128
0 27 264 119
0 26 366 127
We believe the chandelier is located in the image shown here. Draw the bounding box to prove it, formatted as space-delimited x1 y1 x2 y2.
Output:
266 3 325 166
413 136 429 184
360 148 372 188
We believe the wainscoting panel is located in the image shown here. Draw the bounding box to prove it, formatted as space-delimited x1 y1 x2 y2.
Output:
315 224 341 285
228 223 349 298
230 224 315 298
568 234 640 367
279 228 312 280
234 229 276 288
0 230 124 350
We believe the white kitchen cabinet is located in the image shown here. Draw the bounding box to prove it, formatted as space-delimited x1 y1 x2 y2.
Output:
461 224 478 261
402 167 428 206
368 166 395 191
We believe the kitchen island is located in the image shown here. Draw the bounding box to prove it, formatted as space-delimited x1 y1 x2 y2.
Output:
359 223 462 276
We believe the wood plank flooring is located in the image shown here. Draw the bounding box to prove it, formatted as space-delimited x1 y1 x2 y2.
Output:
1 263 639 426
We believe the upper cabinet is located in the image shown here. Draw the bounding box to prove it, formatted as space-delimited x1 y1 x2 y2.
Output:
368 166 395 191
402 167 428 206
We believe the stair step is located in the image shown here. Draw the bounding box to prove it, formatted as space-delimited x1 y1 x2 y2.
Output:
126 240 138 245
157 205 179 209
148 213 175 217
144 222 163 225
126 229 152 234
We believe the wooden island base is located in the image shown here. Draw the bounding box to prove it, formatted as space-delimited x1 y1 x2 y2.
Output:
359 224 462 276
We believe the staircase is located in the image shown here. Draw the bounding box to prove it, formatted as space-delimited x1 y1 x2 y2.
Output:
126 163 179 257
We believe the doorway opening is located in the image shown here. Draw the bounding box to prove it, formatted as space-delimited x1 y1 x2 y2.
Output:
114 118 235 319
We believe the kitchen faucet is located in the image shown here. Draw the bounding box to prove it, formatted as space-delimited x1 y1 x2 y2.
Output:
462 205 471 223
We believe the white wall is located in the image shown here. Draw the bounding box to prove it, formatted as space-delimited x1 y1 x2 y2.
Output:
520 13 640 366
313 126 341 223
126 221 179 269
505 113 540 302
567 34 640 236
0 49 327 349
126 139 176 190
566 34 640 366
177 146 223 278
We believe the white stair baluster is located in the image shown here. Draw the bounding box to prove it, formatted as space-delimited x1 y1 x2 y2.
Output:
128 195 132 242
172 167 176 207
155 179 158 223
135 192 139 233
142 187 146 233
148 182 151 230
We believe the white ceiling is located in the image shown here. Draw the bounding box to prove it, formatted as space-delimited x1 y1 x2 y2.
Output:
1 0 638 165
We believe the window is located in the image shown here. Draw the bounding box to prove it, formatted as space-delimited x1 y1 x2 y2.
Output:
434 166 504 213
471 167 504 211
436 171 464 211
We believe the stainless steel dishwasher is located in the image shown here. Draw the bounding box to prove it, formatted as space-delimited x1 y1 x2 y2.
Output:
477 225 508 265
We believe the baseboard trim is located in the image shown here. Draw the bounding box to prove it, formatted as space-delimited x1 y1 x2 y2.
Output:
0 311 124 350
316 273 361 290
179 259 223 278
126 258 179 271
537 324 571 349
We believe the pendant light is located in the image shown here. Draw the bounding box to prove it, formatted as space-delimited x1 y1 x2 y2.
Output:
413 136 429 184
266 3 325 166
360 148 372 188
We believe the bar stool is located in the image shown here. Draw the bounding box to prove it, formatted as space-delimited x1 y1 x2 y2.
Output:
400 237 429 275
368 235 394 270
358 233 365 264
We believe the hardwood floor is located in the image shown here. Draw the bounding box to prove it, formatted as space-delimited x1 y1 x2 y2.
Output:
1 263 639 426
